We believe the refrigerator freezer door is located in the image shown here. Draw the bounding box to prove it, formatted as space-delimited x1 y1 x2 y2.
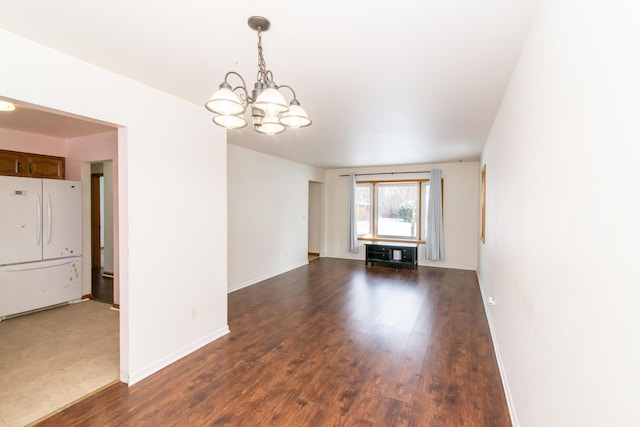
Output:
42 179 82 260
0 176 43 266
0 257 82 318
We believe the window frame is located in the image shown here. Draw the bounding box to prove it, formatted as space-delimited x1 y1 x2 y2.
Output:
356 179 428 244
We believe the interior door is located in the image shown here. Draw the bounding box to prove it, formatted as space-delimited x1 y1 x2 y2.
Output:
0 176 43 265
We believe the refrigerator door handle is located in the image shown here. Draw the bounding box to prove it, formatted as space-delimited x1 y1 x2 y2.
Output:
36 194 42 245
46 194 52 244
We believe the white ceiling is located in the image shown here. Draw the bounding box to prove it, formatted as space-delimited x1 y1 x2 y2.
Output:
0 0 539 168
0 100 116 139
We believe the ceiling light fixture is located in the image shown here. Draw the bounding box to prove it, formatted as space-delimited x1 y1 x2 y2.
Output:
205 16 311 135
0 100 16 112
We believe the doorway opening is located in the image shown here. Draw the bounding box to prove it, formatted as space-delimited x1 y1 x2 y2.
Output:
0 97 123 426
308 181 322 262
91 166 114 304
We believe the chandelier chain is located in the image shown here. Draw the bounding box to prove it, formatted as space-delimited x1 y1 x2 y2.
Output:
257 27 269 84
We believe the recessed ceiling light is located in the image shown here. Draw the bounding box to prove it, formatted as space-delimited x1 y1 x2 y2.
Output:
0 100 16 112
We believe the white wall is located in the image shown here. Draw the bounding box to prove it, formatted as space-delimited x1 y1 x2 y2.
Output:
325 162 479 270
478 0 640 425
0 28 229 385
227 144 324 292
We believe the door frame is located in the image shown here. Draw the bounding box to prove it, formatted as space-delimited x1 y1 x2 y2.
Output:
91 173 103 270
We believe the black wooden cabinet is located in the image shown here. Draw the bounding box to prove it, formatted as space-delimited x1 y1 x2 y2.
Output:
365 242 418 270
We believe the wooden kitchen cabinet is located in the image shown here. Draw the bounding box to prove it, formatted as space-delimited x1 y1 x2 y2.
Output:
0 149 65 179
0 150 23 176
26 154 65 179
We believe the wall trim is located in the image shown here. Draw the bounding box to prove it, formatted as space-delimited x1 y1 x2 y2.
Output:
476 271 519 427
228 261 309 293
417 262 477 270
127 325 230 386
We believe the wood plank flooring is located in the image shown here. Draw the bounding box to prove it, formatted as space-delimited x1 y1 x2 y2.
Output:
91 267 114 305
36 258 510 426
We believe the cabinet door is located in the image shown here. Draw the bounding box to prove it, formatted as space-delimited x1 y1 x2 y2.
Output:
27 155 65 179
0 150 26 177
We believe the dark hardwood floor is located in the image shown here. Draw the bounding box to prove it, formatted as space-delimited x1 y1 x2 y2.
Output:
92 267 114 305
37 258 510 426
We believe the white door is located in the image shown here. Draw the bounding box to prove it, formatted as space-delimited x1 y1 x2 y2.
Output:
0 176 43 265
42 179 82 260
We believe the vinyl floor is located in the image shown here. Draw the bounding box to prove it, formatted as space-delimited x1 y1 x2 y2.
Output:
0 300 119 427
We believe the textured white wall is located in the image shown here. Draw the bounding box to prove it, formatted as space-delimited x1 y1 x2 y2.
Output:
0 28 229 385
227 144 325 292
478 0 640 425
324 162 479 270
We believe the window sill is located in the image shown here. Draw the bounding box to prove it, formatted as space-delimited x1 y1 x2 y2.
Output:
358 237 425 244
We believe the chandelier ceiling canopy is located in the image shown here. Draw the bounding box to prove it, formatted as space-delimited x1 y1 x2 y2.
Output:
205 16 311 135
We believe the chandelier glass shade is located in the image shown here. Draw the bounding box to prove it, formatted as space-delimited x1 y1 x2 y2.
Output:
256 114 285 135
213 113 247 129
205 16 311 134
254 86 288 115
205 84 245 116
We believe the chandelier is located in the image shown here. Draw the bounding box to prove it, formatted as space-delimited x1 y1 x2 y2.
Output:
205 16 311 135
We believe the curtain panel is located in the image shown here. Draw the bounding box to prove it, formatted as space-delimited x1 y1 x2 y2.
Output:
348 173 358 253
425 169 444 260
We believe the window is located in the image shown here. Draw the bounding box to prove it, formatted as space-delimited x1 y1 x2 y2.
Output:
355 184 372 236
356 180 429 242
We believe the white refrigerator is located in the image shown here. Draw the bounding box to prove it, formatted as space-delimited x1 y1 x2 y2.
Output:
0 176 83 320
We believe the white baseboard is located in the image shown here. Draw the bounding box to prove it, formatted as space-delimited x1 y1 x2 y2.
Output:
417 262 477 270
127 325 230 386
476 272 519 427
228 261 308 293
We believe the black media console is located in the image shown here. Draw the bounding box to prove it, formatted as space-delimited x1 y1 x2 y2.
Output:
365 242 418 270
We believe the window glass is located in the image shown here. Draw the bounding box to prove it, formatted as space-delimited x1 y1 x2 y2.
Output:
375 183 419 239
356 184 372 236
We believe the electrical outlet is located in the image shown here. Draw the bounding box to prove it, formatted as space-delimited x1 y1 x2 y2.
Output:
190 307 198 320
488 296 496 306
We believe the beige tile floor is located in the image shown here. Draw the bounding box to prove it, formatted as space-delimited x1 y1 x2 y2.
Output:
0 300 119 427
